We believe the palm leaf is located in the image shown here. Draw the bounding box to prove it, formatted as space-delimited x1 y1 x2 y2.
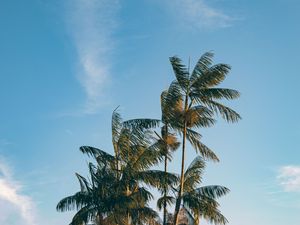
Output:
186 134 219 162
191 52 214 82
192 63 231 88
136 170 179 190
184 157 205 191
169 56 190 91
80 146 115 166
194 88 240 100
195 185 230 199
186 105 215 128
157 195 176 210
123 118 160 130
112 107 122 146
198 98 241 123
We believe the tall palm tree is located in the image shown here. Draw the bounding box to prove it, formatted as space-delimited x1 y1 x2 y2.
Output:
169 52 241 224
156 90 181 225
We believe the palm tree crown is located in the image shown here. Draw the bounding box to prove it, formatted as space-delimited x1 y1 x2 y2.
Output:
168 52 240 224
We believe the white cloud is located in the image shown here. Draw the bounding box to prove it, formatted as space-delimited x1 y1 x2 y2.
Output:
277 165 300 192
66 0 120 114
166 0 235 29
0 159 37 225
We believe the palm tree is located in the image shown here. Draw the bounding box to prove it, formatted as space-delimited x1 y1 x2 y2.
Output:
182 157 229 225
57 110 177 225
158 157 229 225
156 90 181 225
57 147 158 225
169 52 241 224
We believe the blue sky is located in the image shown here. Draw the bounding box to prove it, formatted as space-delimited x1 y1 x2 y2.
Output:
0 0 300 224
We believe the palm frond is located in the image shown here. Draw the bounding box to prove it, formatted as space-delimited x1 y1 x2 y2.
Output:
112 107 122 146
184 157 205 191
131 142 164 171
186 105 216 128
136 170 179 190
123 118 160 130
75 173 91 192
196 185 230 199
69 205 93 225
192 63 231 88
198 98 241 123
169 56 190 91
201 207 228 225
191 52 214 82
186 134 219 162
194 88 240 100
80 146 115 166
56 192 90 212
157 195 175 210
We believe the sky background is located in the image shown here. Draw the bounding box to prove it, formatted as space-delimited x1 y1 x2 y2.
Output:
0 0 300 224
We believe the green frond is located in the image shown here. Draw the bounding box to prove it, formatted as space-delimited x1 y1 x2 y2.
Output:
123 118 160 130
69 205 96 225
169 56 190 91
194 88 240 100
191 52 214 82
157 195 175 210
112 107 122 146
186 128 202 140
136 170 179 190
56 192 90 212
198 98 241 123
75 173 91 192
196 185 230 199
201 207 228 225
186 105 216 128
184 157 206 191
80 146 115 162
192 63 231 89
125 143 163 172
186 134 219 162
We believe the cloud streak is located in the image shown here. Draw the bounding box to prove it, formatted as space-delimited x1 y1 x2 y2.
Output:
66 0 119 114
277 165 300 192
0 159 37 225
165 0 235 29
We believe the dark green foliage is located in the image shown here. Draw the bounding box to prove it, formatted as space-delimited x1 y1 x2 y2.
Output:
57 52 240 225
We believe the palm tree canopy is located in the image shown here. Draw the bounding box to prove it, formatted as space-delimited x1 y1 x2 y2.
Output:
169 52 241 124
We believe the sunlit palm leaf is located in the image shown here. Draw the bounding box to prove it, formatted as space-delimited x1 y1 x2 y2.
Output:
192 63 231 88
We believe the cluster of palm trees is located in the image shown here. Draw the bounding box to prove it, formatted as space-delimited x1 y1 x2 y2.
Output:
57 52 241 225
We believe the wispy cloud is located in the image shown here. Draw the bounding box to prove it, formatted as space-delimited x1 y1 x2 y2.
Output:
165 0 235 29
0 158 37 225
277 165 300 192
66 0 120 114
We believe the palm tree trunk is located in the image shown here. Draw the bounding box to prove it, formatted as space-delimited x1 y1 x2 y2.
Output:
173 94 189 225
163 124 169 225
163 153 168 225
